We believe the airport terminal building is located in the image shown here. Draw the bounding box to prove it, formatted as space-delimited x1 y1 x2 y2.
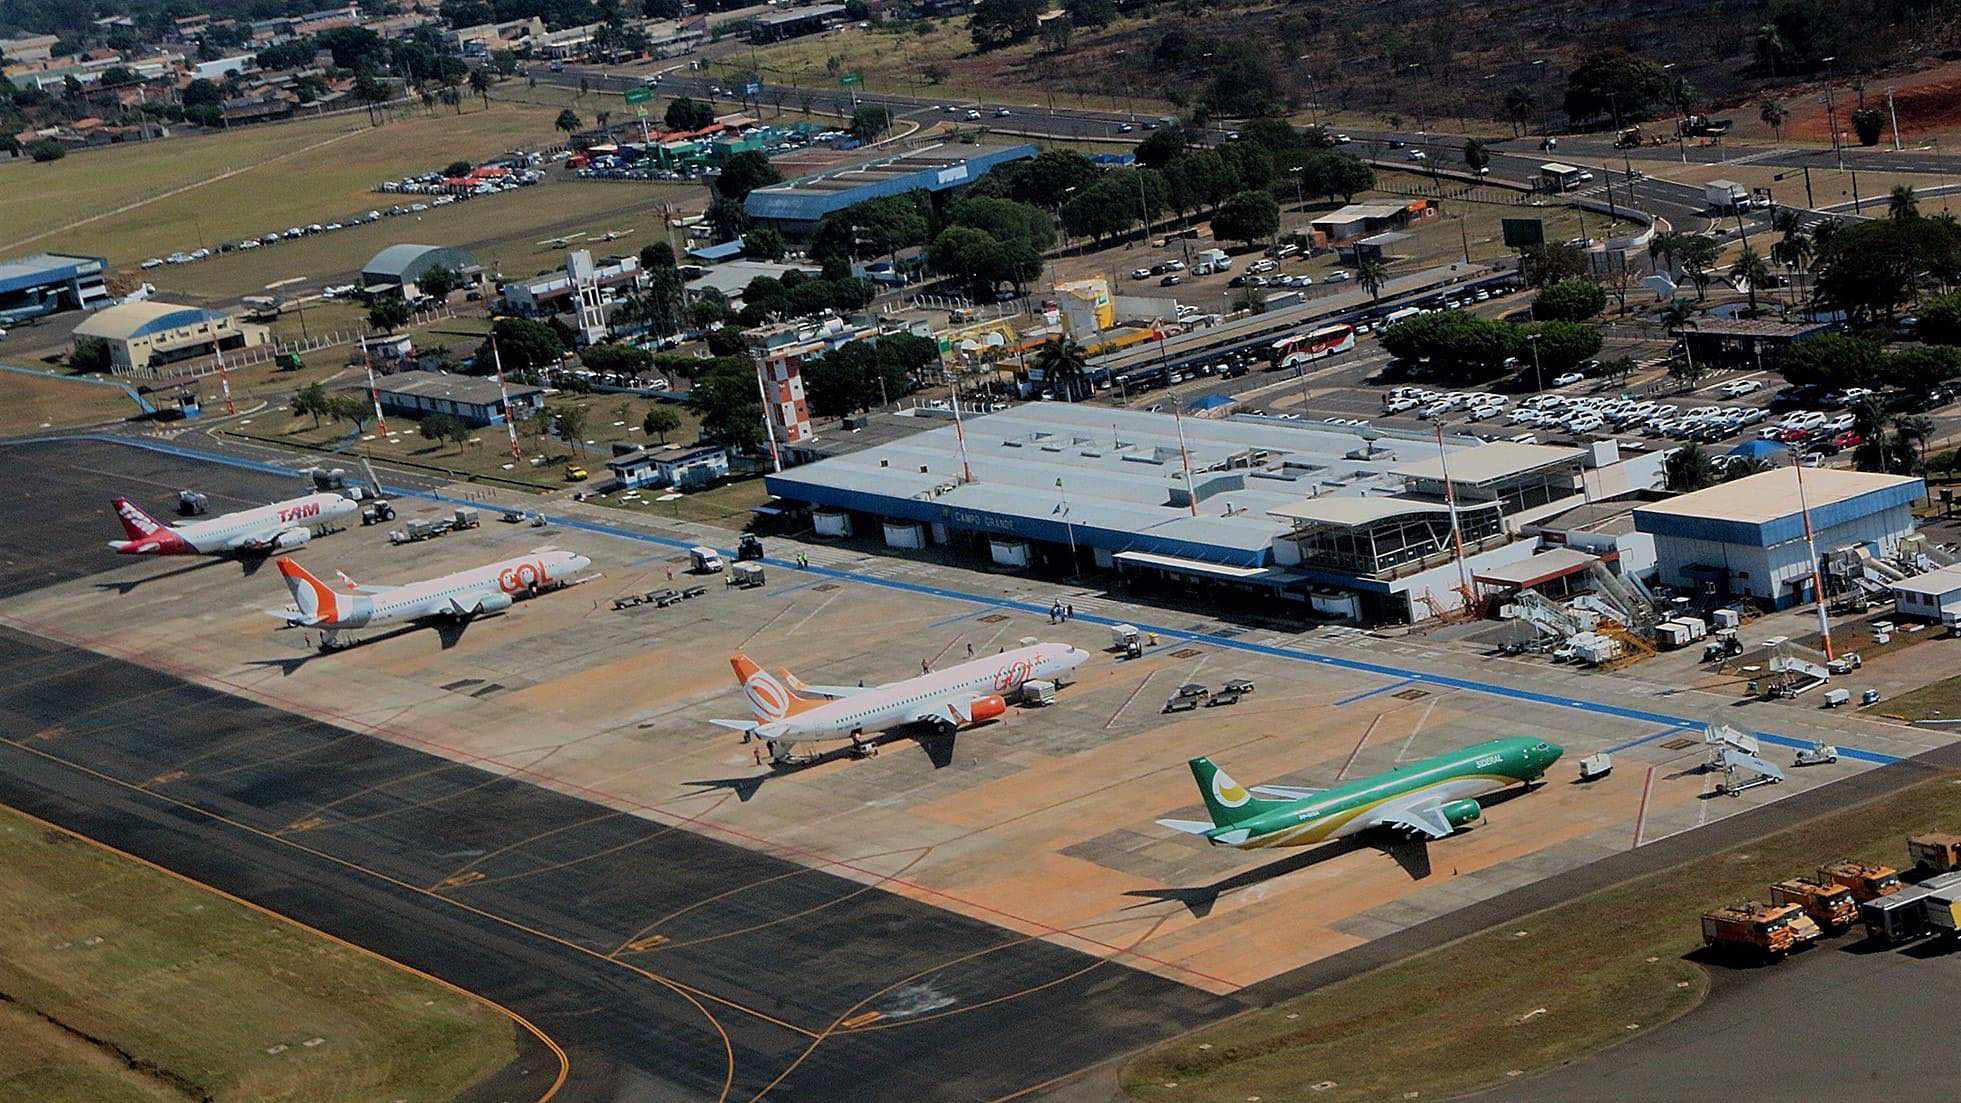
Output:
764 404 1668 623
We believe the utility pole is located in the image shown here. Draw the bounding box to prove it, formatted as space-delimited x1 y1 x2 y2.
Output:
1888 90 1903 152
1824 86 1844 169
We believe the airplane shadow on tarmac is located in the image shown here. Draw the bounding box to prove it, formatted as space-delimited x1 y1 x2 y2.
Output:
243 620 475 675
685 728 966 802
95 555 252 595
1124 785 1541 918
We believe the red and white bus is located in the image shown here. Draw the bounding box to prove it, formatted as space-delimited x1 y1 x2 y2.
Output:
1268 323 1357 370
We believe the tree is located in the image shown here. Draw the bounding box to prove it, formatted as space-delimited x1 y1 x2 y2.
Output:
850 104 891 142
1211 190 1279 246
1665 442 1715 491
642 405 682 442
1668 352 1708 391
1759 99 1789 139
1531 279 1607 322
1884 343 1961 391
1502 86 1537 137
744 226 787 261
1033 337 1089 399
1521 321 1602 374
291 383 331 428
549 404 590 456
714 149 781 201
1135 127 1189 169
664 96 714 131
970 0 1043 49
470 67 492 109
1356 256 1389 301
1888 184 1919 220
26 139 64 163
368 298 412 332
421 412 466 452
1728 247 1773 315
928 226 1011 299
1462 139 1489 175
1782 333 1885 389
1920 291 1961 345
418 265 463 302
1564 51 1675 125
1812 216 1961 325
1851 106 1885 147
484 317 564 375
580 342 653 375
704 194 749 241
554 108 581 136
691 356 766 452
1519 242 1587 289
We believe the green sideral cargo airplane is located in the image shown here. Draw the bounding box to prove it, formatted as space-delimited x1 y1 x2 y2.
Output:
1158 736 1564 849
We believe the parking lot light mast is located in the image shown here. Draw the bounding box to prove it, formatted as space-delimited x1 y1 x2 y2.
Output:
1792 454 1836 661
1526 331 1544 392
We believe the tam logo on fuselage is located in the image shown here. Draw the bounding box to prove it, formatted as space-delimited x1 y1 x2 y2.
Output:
277 501 322 524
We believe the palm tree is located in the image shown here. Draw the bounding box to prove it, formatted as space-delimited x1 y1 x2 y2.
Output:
469 68 492 110
1889 184 1920 220
1665 442 1715 491
596 109 612 140
1732 247 1772 314
1502 86 1536 138
1356 256 1389 302
554 108 581 138
1758 99 1788 139
1033 337 1089 400
1894 413 1936 473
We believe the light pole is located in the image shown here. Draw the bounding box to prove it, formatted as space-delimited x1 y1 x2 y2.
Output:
1526 331 1544 392
1056 477 1078 577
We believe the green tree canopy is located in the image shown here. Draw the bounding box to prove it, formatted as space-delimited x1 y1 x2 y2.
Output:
714 149 781 201
1211 190 1280 246
1531 279 1607 322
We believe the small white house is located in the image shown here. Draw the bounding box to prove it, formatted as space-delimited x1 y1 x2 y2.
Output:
1892 564 1961 623
607 443 728 489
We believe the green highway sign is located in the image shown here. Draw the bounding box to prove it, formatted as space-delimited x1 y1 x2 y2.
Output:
839 72 862 87
624 86 653 105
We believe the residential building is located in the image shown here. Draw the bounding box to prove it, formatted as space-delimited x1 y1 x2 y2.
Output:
607 443 730 489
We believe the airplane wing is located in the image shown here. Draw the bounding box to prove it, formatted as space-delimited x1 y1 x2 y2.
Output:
334 569 398 595
1250 785 1325 800
783 672 869 700
1358 792 1455 840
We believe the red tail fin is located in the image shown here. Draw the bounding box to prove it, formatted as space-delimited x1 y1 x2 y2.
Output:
276 557 341 624
730 653 822 721
112 498 165 542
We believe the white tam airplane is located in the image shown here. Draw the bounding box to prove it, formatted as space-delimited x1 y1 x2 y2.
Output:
271 549 592 649
109 493 357 557
712 643 1090 763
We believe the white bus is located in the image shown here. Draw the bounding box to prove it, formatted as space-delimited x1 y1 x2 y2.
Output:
1269 323 1357 370
1379 306 1424 329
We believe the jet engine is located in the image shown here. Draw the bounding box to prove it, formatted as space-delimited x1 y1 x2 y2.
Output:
272 527 312 550
967 694 1007 724
473 591 515 615
1441 799 1482 830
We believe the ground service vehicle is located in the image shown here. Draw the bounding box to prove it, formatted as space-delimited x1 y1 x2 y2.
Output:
1860 870 1961 943
736 533 765 561
1701 902 1816 959
1924 885 1961 942
1769 878 1858 932
1821 860 1904 902
1909 833 1961 874
690 545 725 573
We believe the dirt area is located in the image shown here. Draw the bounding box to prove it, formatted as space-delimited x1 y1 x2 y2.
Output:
1777 60 1961 147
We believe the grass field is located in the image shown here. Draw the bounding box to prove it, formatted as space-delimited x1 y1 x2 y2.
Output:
1872 673 1961 721
1122 764 1961 1103
597 474 772 526
229 381 704 490
0 370 143 434
0 803 515 1102
0 100 573 269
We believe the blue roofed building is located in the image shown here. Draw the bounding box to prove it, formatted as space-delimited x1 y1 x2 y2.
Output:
765 404 1670 623
744 142 1038 236
0 252 110 324
1634 466 1923 608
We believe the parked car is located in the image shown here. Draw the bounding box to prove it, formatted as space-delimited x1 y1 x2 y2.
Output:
1551 372 1585 387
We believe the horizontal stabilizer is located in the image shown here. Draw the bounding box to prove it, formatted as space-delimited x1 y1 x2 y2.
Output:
1155 818 1216 837
708 718 758 733
1251 785 1324 801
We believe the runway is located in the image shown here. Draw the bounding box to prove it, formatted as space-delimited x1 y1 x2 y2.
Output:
0 440 1230 1100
